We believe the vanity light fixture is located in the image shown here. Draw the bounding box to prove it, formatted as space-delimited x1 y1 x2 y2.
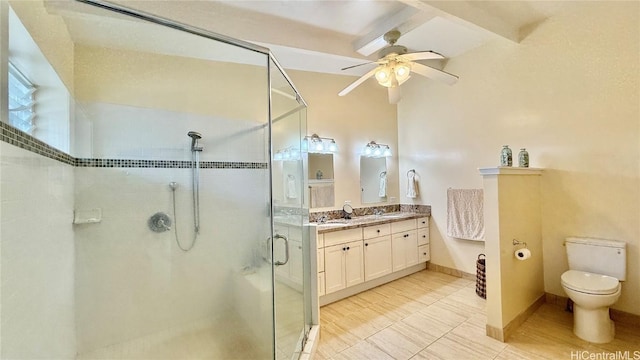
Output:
273 146 301 161
363 141 392 158
302 134 338 154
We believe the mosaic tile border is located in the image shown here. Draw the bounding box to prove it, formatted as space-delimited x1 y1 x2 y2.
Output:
1 122 267 170
0 121 75 166
75 159 267 169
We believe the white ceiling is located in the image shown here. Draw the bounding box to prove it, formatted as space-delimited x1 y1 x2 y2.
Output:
51 0 567 77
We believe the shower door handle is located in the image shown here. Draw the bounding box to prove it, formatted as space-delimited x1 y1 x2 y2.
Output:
274 234 290 266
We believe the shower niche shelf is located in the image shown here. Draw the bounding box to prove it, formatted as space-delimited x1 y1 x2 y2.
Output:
73 208 102 224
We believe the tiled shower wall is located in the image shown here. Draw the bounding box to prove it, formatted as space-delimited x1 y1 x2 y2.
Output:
1 100 275 356
0 141 76 359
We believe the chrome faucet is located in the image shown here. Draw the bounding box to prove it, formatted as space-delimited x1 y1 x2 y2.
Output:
373 208 385 216
317 215 328 224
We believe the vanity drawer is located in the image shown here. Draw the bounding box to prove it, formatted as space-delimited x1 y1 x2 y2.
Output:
323 228 362 247
418 228 429 245
418 245 430 262
391 219 417 234
363 223 391 239
417 217 429 229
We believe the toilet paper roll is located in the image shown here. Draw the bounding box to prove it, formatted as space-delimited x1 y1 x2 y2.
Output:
515 248 531 261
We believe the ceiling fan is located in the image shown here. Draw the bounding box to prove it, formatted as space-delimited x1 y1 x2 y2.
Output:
338 30 459 104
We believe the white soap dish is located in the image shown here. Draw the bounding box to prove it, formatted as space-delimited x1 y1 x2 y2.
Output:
73 208 102 224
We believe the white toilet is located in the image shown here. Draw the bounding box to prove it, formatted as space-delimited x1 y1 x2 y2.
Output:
561 237 626 343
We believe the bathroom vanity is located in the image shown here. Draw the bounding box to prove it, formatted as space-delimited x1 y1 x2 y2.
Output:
312 213 430 306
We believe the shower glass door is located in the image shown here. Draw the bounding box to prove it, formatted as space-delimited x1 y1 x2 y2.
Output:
270 57 309 360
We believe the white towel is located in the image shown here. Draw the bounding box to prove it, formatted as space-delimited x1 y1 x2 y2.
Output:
407 172 418 198
286 175 297 199
446 188 485 241
310 184 334 208
378 172 387 197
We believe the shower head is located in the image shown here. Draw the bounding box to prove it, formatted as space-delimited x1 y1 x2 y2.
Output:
187 131 203 151
187 131 202 140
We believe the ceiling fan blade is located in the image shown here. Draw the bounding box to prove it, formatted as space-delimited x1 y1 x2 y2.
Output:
388 86 402 104
338 67 378 96
410 62 459 85
341 61 377 71
399 51 445 61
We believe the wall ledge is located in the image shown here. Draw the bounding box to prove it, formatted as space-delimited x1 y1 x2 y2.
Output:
479 166 543 176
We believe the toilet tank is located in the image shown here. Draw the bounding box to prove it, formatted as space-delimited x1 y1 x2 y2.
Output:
565 237 627 281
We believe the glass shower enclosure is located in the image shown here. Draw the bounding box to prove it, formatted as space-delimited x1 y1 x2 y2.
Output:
0 0 310 359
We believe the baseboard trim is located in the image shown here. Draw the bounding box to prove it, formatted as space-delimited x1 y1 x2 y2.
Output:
486 294 545 342
426 262 476 281
545 292 640 327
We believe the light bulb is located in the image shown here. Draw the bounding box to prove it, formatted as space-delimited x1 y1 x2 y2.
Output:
395 63 410 83
364 144 373 156
301 138 308 152
314 140 323 152
373 145 382 157
274 151 283 161
327 140 338 152
382 146 392 157
375 66 392 87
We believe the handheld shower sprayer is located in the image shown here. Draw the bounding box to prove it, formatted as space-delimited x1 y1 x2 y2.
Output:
187 131 203 152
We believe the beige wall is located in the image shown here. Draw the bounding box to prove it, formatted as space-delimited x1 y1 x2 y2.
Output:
74 44 268 121
288 70 399 211
483 170 544 332
9 0 74 93
398 1 639 315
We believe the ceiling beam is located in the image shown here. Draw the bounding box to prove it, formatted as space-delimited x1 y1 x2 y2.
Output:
352 5 437 56
399 0 520 43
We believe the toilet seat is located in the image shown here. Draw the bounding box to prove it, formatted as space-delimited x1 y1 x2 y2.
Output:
561 270 620 295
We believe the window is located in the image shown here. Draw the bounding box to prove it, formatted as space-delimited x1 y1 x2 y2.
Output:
8 62 36 134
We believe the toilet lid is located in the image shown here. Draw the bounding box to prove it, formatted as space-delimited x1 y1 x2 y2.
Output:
561 270 620 295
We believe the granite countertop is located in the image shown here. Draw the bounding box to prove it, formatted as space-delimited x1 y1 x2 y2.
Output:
313 212 428 234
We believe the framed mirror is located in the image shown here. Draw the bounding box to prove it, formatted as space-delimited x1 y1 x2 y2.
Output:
360 156 387 204
308 153 334 208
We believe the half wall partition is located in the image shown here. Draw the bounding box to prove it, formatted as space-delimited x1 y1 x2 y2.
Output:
0 0 309 358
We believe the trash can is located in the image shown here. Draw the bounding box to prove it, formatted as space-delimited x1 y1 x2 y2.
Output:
476 253 486 299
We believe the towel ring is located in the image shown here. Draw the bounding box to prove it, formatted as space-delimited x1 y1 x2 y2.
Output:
380 171 387 178
407 169 416 177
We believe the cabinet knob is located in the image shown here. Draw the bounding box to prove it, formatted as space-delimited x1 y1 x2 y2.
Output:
365 243 368 246
377 229 380 233
422 221 426 224
422 235 426 238
347 246 350 250
342 247 346 251
404 234 409 238
423 252 427 255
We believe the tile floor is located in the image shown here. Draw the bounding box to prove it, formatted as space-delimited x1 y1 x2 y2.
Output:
315 270 640 360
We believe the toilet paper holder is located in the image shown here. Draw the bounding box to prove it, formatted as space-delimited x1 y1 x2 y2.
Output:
512 239 527 248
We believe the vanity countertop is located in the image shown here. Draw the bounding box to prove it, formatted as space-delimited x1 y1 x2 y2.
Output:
312 212 428 234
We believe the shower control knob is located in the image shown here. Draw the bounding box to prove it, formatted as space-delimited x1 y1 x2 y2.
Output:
148 212 172 233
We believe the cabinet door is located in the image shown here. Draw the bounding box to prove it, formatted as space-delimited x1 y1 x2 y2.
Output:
364 236 392 281
324 244 345 294
405 230 419 267
392 232 407 272
344 240 364 288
